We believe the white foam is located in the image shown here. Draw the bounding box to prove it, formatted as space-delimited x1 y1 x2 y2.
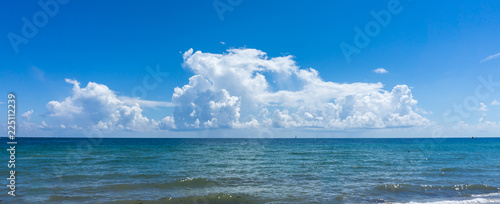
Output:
471 193 500 198
391 197 500 204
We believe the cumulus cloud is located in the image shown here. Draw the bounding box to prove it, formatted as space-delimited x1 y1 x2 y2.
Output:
491 100 500 106
171 75 242 129
42 48 430 132
259 85 428 129
45 79 158 131
178 48 429 129
373 68 388 74
22 109 34 121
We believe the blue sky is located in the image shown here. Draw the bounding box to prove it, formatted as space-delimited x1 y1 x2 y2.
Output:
2 0 500 137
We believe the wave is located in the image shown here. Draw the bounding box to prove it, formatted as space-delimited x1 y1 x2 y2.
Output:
390 197 500 204
472 193 500 197
104 193 265 204
102 177 219 190
385 191 500 204
377 184 500 204
375 184 499 193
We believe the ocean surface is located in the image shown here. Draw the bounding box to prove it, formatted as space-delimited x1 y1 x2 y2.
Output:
1 137 499 204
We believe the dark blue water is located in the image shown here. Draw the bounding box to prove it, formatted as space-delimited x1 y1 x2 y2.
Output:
1 137 499 203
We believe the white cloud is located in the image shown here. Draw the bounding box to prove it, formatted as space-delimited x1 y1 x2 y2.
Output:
415 107 433 115
478 102 488 112
159 116 175 130
258 85 429 129
22 109 34 121
20 120 51 132
491 100 500 106
373 68 388 74
441 120 500 137
183 48 384 109
179 48 429 129
480 52 500 63
120 97 174 108
479 113 487 123
42 48 430 132
45 79 157 131
171 75 242 129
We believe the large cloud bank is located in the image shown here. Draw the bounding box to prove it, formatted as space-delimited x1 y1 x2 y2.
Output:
44 48 430 131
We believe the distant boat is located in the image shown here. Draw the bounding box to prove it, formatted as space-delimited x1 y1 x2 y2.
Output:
295 135 297 139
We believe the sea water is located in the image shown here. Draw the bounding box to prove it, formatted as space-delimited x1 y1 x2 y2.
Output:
1 137 499 203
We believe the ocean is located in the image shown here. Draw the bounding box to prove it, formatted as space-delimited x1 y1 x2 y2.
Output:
1 137 499 203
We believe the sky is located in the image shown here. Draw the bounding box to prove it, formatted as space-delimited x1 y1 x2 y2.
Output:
1 0 500 138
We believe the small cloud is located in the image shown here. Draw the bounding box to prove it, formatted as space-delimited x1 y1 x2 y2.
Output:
22 109 34 121
373 68 388 74
220 41 225 45
65 78 80 86
478 103 488 112
480 52 500 63
479 113 486 123
491 100 500 106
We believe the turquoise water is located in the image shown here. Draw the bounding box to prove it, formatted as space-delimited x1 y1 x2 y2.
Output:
1 137 499 203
